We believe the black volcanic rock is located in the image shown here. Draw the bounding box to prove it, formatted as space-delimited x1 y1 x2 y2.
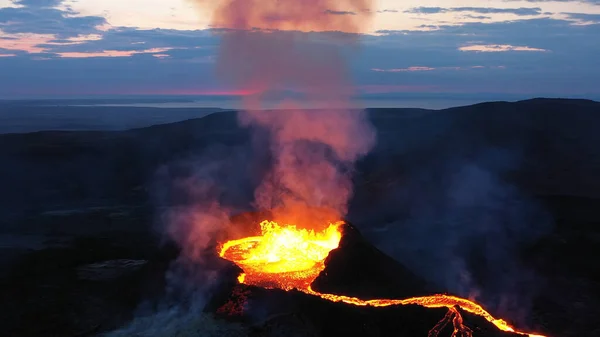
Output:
0 233 177 337
238 285 455 337
312 222 434 299
240 286 520 337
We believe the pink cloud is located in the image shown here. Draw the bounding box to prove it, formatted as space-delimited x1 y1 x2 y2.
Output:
0 32 107 54
48 34 104 45
0 31 172 59
0 33 53 53
57 47 172 58
0 53 16 57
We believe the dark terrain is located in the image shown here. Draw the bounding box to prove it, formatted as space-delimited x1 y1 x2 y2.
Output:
206 222 529 337
0 98 599 336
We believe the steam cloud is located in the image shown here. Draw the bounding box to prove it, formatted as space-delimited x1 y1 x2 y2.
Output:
195 0 376 227
114 3 378 333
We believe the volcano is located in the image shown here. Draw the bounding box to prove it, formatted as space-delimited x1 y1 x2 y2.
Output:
206 213 547 337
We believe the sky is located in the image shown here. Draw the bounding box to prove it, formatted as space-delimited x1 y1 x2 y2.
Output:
0 0 599 99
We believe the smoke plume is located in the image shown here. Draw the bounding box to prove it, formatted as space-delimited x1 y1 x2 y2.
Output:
119 3 378 333
195 0 377 227
359 148 553 327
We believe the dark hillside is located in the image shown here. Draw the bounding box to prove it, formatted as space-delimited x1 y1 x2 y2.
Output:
0 98 599 336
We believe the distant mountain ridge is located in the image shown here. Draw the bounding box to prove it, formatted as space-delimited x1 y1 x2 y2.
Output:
0 98 599 223
1 97 598 134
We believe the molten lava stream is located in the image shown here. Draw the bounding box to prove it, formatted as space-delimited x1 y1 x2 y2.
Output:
219 220 546 337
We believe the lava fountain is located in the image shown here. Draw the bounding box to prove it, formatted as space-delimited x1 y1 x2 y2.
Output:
219 220 547 337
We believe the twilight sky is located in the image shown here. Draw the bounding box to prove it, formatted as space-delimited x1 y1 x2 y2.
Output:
0 0 599 98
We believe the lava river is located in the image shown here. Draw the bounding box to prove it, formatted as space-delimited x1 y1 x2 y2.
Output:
219 220 546 337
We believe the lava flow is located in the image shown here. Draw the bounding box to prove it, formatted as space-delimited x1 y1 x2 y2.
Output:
219 220 546 337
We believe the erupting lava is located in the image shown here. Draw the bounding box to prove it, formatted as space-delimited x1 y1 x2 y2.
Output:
220 220 343 290
219 221 546 337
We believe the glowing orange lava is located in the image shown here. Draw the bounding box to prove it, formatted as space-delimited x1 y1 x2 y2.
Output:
219 220 546 337
220 220 343 290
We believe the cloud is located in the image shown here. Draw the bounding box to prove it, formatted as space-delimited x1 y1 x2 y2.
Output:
372 66 435 72
56 47 172 58
0 3 599 98
371 66 506 72
463 14 493 20
459 44 548 52
405 6 543 16
0 32 54 53
33 27 212 54
563 12 600 23
0 1 106 38
12 0 63 8
354 18 599 95
324 9 356 16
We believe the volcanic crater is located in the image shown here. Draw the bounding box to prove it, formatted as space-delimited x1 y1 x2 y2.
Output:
206 213 547 337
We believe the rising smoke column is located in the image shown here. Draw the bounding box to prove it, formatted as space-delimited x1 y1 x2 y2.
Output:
198 0 377 226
